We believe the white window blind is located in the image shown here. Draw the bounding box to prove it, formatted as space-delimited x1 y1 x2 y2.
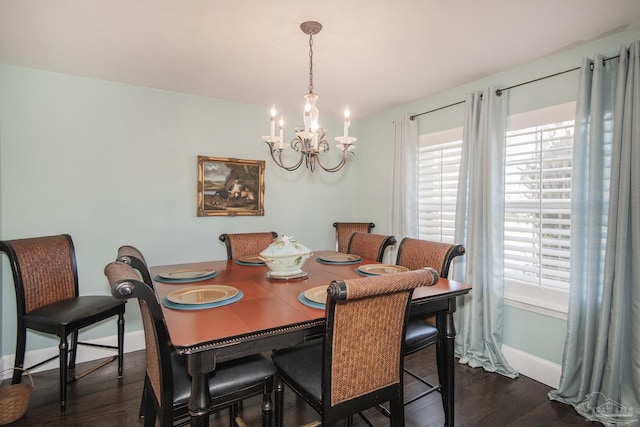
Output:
418 128 462 243
503 102 575 315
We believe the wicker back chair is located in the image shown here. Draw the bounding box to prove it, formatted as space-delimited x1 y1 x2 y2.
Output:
389 237 466 415
116 245 153 286
0 234 125 411
219 232 278 260
104 261 275 427
396 238 466 277
115 244 156 418
272 268 439 425
333 222 375 253
346 232 396 262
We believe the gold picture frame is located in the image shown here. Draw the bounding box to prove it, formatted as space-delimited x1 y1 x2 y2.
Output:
197 156 265 217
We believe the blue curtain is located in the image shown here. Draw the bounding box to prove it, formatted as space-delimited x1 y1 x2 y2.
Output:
452 88 518 378
549 41 640 425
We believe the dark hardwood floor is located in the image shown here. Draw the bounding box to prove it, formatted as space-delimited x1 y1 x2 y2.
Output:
2 346 594 426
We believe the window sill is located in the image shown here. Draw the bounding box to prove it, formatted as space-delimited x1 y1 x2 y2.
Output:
504 293 568 320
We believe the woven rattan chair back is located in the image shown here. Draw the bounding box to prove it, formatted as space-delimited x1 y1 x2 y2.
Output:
115 245 156 419
333 222 375 253
346 232 396 262
5 235 78 312
322 268 439 422
116 245 153 286
395 238 465 277
219 232 277 260
0 234 125 411
105 262 172 421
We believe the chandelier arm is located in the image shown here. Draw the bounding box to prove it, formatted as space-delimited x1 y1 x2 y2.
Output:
317 140 330 153
290 137 305 152
314 148 354 173
262 141 305 171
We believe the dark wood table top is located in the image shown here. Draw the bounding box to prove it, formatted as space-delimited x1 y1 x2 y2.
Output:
150 250 472 350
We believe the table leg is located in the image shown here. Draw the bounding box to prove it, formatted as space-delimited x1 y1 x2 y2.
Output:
436 301 457 427
187 351 216 427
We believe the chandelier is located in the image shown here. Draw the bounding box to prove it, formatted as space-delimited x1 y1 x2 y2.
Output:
262 21 356 173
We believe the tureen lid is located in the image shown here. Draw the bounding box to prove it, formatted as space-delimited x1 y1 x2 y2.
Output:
260 235 311 257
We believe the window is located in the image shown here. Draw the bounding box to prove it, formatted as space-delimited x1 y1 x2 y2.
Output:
503 103 575 315
418 127 463 243
417 102 575 317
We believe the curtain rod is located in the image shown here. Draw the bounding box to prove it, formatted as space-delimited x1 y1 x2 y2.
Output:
409 54 621 121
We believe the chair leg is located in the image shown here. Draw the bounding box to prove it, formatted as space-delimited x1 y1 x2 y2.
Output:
68 331 79 371
117 309 125 377
356 412 375 427
389 397 405 427
435 340 447 411
143 402 157 427
230 403 240 427
139 376 151 418
12 326 27 384
275 377 284 427
262 376 274 427
59 335 69 411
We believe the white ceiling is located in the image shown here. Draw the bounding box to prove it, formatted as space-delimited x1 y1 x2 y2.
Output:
2 1 640 118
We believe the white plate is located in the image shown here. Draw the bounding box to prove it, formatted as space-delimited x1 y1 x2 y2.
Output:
166 285 239 305
304 286 328 304
159 269 217 280
357 264 409 275
237 255 265 264
318 253 362 263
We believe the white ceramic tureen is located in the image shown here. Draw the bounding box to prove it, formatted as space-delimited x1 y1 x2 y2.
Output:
259 235 312 276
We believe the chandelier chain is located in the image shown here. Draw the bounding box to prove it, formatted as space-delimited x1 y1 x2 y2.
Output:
308 33 314 94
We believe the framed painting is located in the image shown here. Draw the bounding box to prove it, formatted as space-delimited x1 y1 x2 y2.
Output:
197 156 265 216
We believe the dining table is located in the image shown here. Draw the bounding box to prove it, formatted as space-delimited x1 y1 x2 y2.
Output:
150 250 472 427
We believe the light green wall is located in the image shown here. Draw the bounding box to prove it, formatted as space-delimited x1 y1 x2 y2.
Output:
357 25 640 365
0 65 365 357
503 306 567 363
3 24 639 365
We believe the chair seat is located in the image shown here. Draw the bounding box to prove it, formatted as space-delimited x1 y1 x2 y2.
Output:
272 341 322 403
404 317 438 355
24 296 126 335
172 353 276 409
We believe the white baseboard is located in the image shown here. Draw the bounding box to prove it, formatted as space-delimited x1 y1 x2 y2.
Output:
0 330 145 380
502 344 561 388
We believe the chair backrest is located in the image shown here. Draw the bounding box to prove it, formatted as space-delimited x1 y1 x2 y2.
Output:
104 261 172 416
322 268 439 417
218 232 278 260
333 222 375 253
346 232 396 262
0 234 78 315
395 238 465 278
116 245 153 286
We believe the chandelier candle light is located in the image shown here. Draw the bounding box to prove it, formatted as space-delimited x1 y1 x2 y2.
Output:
262 21 357 173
